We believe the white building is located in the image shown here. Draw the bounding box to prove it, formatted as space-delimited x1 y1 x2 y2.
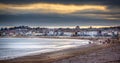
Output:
78 31 98 36
63 32 73 36
26 31 44 36
47 31 54 36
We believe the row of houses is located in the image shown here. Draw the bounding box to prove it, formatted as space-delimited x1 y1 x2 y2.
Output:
24 29 119 37
0 26 119 37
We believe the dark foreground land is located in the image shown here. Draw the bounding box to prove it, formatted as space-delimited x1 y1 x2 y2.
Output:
0 39 120 63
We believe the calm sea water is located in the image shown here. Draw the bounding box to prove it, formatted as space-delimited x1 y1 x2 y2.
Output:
0 38 89 60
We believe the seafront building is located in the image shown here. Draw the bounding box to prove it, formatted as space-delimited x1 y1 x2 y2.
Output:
0 26 119 38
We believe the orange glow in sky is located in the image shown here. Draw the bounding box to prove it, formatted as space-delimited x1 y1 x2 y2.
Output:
0 3 108 14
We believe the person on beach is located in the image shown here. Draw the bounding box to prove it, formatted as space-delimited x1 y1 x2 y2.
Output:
89 41 91 44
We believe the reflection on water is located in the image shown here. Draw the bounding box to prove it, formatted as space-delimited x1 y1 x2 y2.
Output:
0 38 89 60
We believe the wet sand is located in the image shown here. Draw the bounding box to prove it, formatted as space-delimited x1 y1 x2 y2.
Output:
0 42 118 63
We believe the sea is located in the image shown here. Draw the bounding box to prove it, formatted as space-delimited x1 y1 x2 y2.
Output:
0 38 89 60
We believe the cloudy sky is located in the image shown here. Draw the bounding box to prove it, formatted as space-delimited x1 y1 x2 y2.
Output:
0 0 120 28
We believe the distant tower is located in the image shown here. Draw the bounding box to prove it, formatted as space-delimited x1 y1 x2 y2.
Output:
98 30 102 36
89 26 92 29
74 26 80 36
75 26 80 32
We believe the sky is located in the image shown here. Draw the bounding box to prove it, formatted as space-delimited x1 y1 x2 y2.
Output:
0 0 120 28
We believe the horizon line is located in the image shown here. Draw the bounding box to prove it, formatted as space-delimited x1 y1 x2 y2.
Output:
0 25 119 29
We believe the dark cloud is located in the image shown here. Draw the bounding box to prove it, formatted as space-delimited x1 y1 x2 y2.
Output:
0 0 120 26
0 14 119 26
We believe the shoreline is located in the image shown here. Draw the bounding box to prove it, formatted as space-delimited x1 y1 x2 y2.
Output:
0 43 116 63
0 36 111 39
0 36 119 44
0 37 119 63
0 36 112 43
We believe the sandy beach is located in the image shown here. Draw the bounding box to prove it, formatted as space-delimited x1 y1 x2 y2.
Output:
53 43 120 63
0 40 120 63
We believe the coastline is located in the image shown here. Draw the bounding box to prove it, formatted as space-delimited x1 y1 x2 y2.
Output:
0 43 118 63
0 37 119 63
0 36 111 40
